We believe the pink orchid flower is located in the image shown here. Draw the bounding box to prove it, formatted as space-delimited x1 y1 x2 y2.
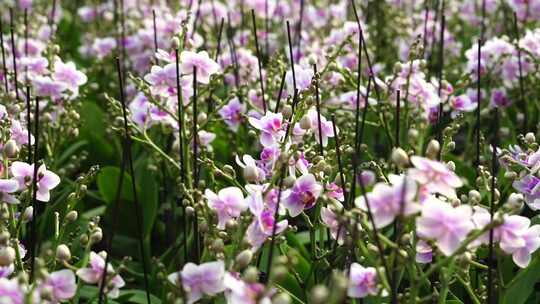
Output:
416 196 474 256
245 184 288 250
355 174 419 229
408 156 463 198
168 261 225 304
282 174 323 217
218 97 246 132
0 278 24 304
42 269 77 303
248 112 286 147
76 252 125 299
347 263 380 298
205 187 247 229
0 179 19 204
11 162 60 202
180 50 220 84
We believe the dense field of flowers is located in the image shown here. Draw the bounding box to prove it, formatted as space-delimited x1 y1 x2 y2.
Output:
1 0 540 303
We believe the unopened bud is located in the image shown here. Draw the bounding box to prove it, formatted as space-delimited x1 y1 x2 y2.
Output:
90 228 102 244
525 132 536 144
186 206 195 217
55 244 71 262
309 285 329 304
3 140 18 158
243 165 259 182
506 193 523 208
22 207 33 223
391 147 409 167
0 232 9 246
0 247 15 266
273 293 291 304
211 238 224 252
171 37 181 49
299 115 312 130
426 140 440 159
504 171 517 180
197 112 207 124
243 266 259 283
468 190 481 203
65 211 78 222
223 165 235 178
282 105 293 119
235 250 253 269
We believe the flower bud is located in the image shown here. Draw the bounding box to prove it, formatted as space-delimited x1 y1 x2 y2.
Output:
243 266 259 283
90 228 103 244
80 234 88 245
235 250 253 269
408 129 419 139
223 165 235 178
283 176 296 188
446 161 456 171
65 211 78 222
3 140 18 158
309 285 329 304
0 231 9 246
391 147 409 167
506 193 523 209
55 244 71 262
211 238 224 252
525 132 536 144
426 140 440 159
243 165 259 182
273 293 291 304
0 246 16 266
22 206 34 223
299 115 312 130
272 265 288 281
282 105 293 118
504 171 517 180
171 37 181 49
186 206 195 217
197 112 207 124
468 190 481 203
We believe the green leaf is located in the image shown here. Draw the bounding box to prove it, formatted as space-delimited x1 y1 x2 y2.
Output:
501 255 540 304
286 232 311 260
117 289 162 304
137 169 158 237
97 166 134 203
56 140 88 166
80 102 115 162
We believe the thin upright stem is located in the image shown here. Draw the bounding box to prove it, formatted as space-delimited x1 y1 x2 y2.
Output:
314 64 324 156
475 40 481 169
436 5 446 156
274 71 286 112
215 18 225 62
175 49 188 265
487 108 499 304
113 57 151 304
29 96 39 283
513 13 527 132
251 10 267 113
0 19 8 93
265 165 285 283
152 9 158 53
9 9 20 101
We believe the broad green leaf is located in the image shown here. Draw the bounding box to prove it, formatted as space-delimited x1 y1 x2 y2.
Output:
118 289 162 304
97 166 134 203
80 101 115 162
501 255 540 304
137 166 158 237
